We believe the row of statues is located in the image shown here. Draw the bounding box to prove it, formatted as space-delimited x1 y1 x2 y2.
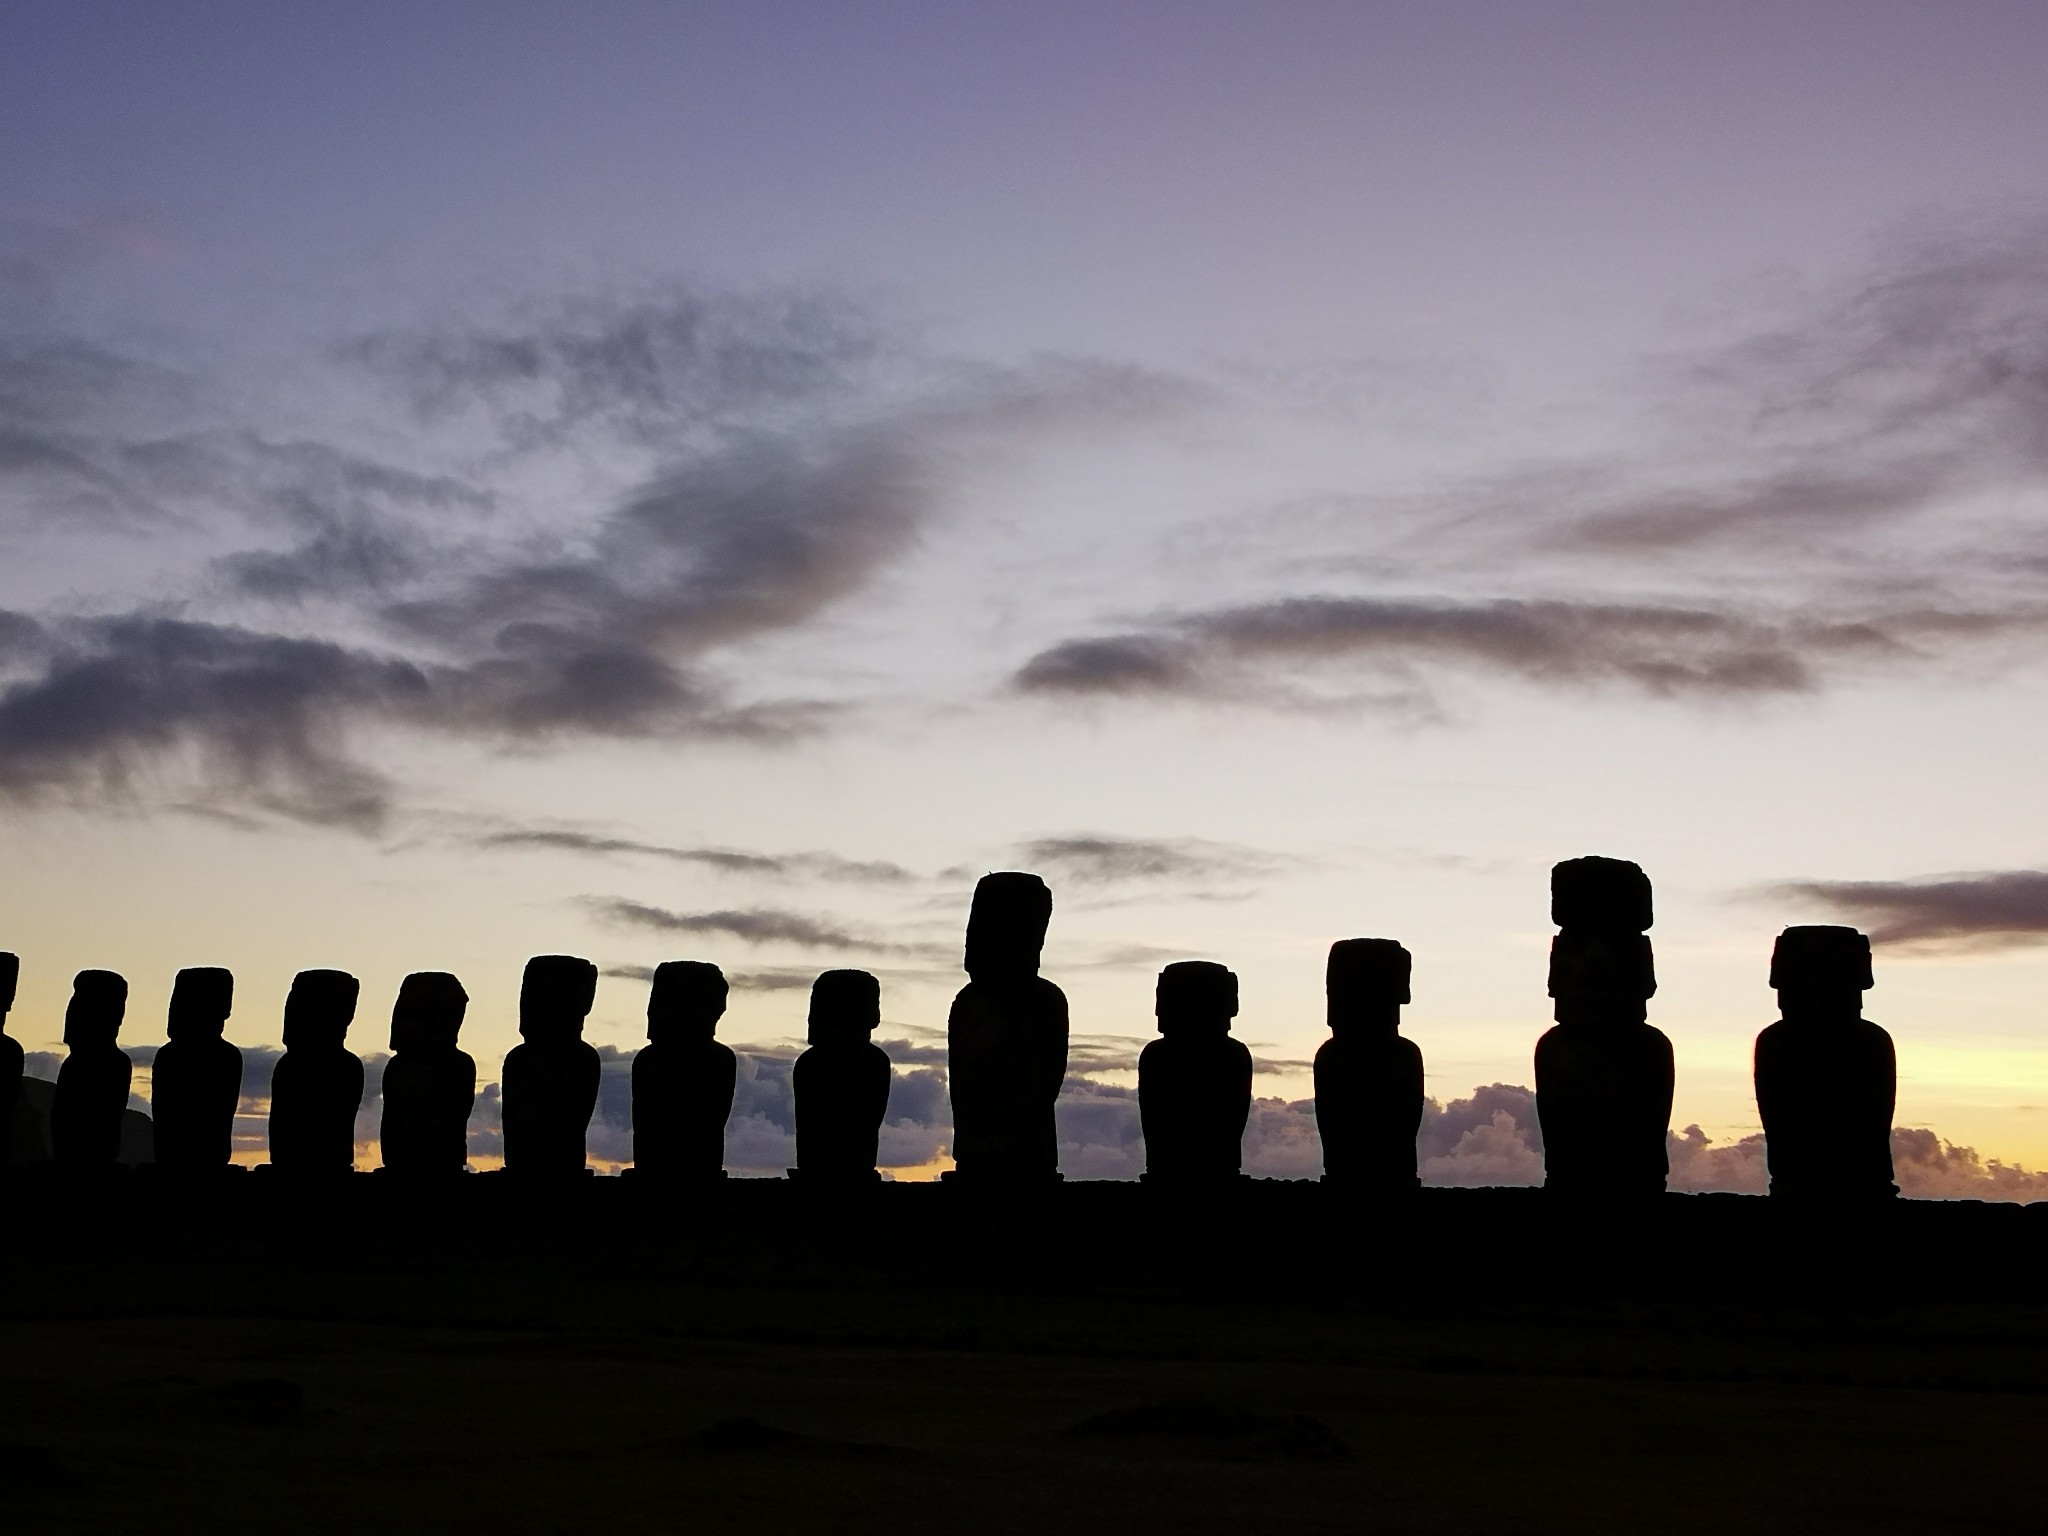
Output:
0 860 1900 1197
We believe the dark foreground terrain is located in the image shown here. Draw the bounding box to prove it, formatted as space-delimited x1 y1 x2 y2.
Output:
5 1178 2046 1534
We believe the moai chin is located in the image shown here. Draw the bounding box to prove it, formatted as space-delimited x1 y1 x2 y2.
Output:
501 955 601 1176
1139 960 1253 1184
945 873 1069 1183
152 967 244 1170
1315 939 1424 1189
378 971 476 1175
53 970 133 1169
269 969 365 1175
631 960 736 1179
1532 858 1674 1196
0 952 21 1158
792 969 892 1182
1754 925 1896 1200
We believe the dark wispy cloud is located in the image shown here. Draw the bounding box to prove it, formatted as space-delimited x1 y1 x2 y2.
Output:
470 825 915 884
1019 833 1283 886
580 895 949 961
1774 869 2048 952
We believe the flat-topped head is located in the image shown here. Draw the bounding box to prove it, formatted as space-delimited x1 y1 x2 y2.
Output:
964 871 1053 979
63 969 128 1048
1551 856 1653 933
1156 960 1239 1033
282 968 361 1050
1546 930 1656 1023
167 966 234 1040
518 954 598 1043
1771 925 1873 1014
0 951 17 1013
391 970 469 1053
808 968 881 1046
1326 938 1411 1017
648 960 728 1043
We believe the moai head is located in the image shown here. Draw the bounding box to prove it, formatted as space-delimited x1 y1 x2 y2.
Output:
167 967 235 1041
518 954 598 1045
282 969 361 1051
647 961 728 1045
808 968 881 1047
390 971 469 1053
964 872 1053 981
1551 856 1653 933
1770 925 1872 1018
1547 930 1655 1025
1326 938 1410 1034
63 970 128 1049
0 951 17 1020
1156 960 1238 1037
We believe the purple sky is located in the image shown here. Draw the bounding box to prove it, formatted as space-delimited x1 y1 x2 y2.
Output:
6 2 2048 1182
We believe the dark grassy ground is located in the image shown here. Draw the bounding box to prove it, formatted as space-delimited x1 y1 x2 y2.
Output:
5 1178 2046 1533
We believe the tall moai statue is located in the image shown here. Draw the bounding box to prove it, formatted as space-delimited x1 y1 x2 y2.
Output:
792 969 893 1182
52 970 133 1169
151 967 244 1169
0 953 21 1153
946 873 1070 1183
268 969 365 1174
378 972 476 1174
1533 857 1673 1195
1314 939 1424 1189
1754 925 1896 1200
631 960 736 1178
1139 961 1254 1183
501 954 601 1176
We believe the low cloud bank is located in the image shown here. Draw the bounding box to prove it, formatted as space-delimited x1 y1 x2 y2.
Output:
1777 869 2048 952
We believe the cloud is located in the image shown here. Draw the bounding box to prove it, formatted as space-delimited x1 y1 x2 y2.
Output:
473 824 916 884
1019 834 1281 886
1013 595 2026 712
1773 869 2048 951
581 895 947 959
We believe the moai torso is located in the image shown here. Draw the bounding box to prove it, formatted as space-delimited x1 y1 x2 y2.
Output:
1532 859 1673 1195
793 969 892 1181
269 969 364 1173
378 972 476 1175
1755 926 1896 1199
501 955 601 1176
52 970 132 1168
946 872 1068 1183
152 967 244 1169
1139 961 1253 1183
1314 939 1424 1188
631 961 736 1178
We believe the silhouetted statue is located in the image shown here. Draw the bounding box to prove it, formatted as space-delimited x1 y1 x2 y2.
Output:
1755 925 1897 1200
378 971 475 1174
0 953 20 1159
792 969 892 1181
52 970 132 1169
1533 857 1673 1195
269 969 364 1174
632 961 736 1178
946 872 1069 1183
1140 961 1253 1183
502 954 601 1176
151 967 244 1170
1314 939 1423 1188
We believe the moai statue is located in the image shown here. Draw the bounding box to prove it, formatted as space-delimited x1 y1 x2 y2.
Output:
151 967 244 1169
501 954 601 1176
792 969 893 1182
632 961 736 1178
1139 961 1254 1183
1754 926 1896 1200
268 969 365 1174
52 970 133 1169
945 873 1069 1183
378 972 476 1174
1532 857 1673 1195
1314 939 1424 1189
0 953 21 1153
